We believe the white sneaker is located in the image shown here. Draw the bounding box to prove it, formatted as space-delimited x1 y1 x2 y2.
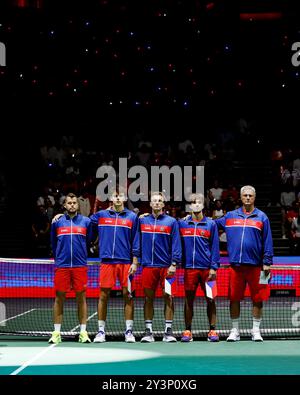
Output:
226 328 240 342
125 329 136 343
162 328 177 343
93 330 106 343
251 329 263 342
141 329 155 343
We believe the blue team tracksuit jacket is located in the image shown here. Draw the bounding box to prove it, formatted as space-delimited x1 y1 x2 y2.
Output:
178 215 220 270
51 214 93 268
139 213 181 267
90 208 140 264
215 207 273 266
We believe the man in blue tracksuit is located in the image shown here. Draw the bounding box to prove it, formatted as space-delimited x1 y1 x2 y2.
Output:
215 185 273 342
50 193 93 344
139 192 181 343
90 188 140 343
179 193 220 343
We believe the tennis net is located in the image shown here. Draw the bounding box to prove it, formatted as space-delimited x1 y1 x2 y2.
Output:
1 257 300 339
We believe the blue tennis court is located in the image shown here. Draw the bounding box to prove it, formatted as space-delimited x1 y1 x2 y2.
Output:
0 339 300 375
1 256 300 376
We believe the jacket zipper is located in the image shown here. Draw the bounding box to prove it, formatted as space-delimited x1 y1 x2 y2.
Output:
192 223 197 268
239 217 247 263
151 218 157 265
112 213 118 259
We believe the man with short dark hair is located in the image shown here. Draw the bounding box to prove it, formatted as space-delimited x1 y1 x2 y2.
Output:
90 187 140 343
179 193 220 342
139 192 181 343
49 193 93 344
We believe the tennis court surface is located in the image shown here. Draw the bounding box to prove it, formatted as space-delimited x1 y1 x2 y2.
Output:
0 339 300 375
1 257 300 376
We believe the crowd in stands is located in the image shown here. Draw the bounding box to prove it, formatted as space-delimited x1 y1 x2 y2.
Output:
31 135 300 258
31 134 245 257
270 146 300 254
0 1 298 257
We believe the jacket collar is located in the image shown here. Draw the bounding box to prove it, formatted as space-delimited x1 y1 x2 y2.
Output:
237 207 258 217
150 212 165 220
65 213 79 220
108 207 128 215
187 214 207 224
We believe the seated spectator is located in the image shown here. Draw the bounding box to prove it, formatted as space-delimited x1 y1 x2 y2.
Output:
212 200 225 219
203 142 217 161
293 151 300 173
280 182 296 209
221 183 239 203
65 157 80 177
281 162 299 189
52 195 64 217
223 194 238 212
209 180 223 201
45 197 54 221
37 187 55 207
78 190 92 217
283 202 299 239
178 138 195 154
137 133 152 149
280 182 296 238
291 208 300 254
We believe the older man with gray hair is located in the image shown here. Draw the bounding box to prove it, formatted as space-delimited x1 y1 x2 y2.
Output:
215 185 273 342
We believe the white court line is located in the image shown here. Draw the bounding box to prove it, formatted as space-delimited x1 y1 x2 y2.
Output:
0 309 36 325
9 311 98 375
10 344 57 375
70 311 98 331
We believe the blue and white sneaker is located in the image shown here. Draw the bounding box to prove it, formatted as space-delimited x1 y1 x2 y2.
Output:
125 329 136 343
163 327 177 343
141 328 155 343
251 329 263 342
93 330 106 343
226 328 240 342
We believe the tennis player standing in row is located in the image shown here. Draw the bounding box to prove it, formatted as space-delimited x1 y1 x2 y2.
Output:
216 185 273 342
49 193 93 344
